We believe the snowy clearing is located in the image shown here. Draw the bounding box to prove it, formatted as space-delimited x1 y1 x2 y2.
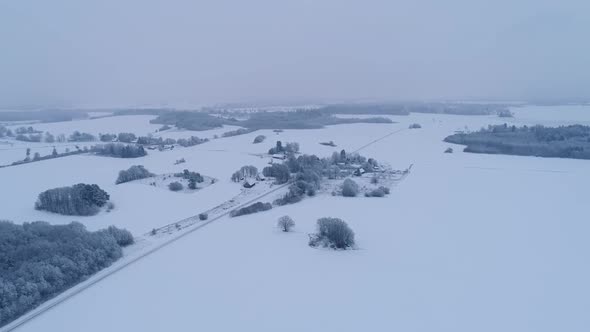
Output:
1 105 589 332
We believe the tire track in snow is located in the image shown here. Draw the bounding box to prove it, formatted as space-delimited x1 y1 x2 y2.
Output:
351 128 407 154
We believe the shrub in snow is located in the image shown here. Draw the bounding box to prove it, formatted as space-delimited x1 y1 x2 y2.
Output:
168 181 184 191
0 220 129 327
341 178 359 197
106 225 134 246
199 213 208 221
365 186 390 197
277 215 295 232
35 183 110 216
309 217 355 249
444 147 453 153
176 136 208 147
116 165 155 184
230 202 272 217
409 123 422 129
253 135 266 143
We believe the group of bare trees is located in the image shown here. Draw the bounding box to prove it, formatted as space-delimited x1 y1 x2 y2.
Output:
231 165 258 182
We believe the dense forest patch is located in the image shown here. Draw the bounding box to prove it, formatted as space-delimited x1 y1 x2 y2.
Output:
0 221 133 327
444 124 590 159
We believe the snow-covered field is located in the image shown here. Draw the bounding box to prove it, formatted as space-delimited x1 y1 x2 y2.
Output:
2 105 590 332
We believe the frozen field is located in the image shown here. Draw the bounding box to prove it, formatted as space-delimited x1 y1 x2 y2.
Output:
2 106 590 332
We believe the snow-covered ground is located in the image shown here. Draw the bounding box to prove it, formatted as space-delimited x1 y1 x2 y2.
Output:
3 105 590 332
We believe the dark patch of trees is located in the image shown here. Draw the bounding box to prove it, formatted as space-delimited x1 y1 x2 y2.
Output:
0 110 87 123
268 141 299 155
174 169 204 190
497 110 514 118
35 184 110 216
263 164 291 184
99 133 117 142
137 136 176 146
15 126 42 134
319 102 505 116
240 110 392 129
168 181 184 191
116 165 155 184
0 221 131 327
231 165 258 182
365 186 390 197
222 128 256 137
150 111 227 131
230 202 272 217
117 132 137 143
0 125 14 138
44 132 55 143
15 134 42 142
93 143 147 158
309 217 355 249
319 141 336 147
105 225 134 246
444 124 590 160
176 136 208 147
112 108 170 116
253 135 266 143
69 131 96 142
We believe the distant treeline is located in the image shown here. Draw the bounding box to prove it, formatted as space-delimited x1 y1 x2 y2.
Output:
93 143 147 158
317 102 507 116
112 109 170 116
0 110 87 123
150 111 228 131
0 221 132 327
150 110 392 131
444 124 590 159
239 110 392 129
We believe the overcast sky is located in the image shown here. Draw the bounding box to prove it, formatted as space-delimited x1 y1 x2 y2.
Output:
0 0 588 108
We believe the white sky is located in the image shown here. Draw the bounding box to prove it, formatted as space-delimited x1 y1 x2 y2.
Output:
1 0 588 108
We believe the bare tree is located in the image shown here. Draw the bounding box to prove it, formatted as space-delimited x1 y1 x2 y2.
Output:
277 215 295 232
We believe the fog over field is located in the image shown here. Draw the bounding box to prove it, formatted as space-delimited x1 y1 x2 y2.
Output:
1 1 589 332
